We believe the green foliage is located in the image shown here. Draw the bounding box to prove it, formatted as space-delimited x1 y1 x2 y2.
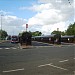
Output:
61 31 66 36
51 22 75 36
51 31 61 35
18 32 22 36
30 31 42 36
18 22 75 36
66 23 75 35
19 31 42 37
0 30 8 39
51 30 65 36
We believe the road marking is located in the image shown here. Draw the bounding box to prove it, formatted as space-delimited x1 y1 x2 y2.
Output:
5 48 10 49
12 48 17 49
18 47 19 48
0 47 18 50
38 63 52 67
49 64 68 71
73 71 75 74
3 68 24 73
74 58 75 60
38 63 68 71
18 43 22 49
59 59 69 62
0 48 2 49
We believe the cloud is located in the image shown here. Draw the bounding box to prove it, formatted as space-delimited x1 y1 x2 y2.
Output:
38 0 55 3
20 3 53 12
0 10 13 15
0 15 26 35
23 0 74 35
38 0 73 4
27 9 62 26
0 0 74 35
29 22 68 35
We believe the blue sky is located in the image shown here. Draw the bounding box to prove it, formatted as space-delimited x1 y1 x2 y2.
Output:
0 0 37 19
0 0 74 35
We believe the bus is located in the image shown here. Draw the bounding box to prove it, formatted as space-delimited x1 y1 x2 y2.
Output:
11 35 19 43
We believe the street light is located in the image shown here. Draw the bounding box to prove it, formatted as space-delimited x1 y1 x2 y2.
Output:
0 14 4 40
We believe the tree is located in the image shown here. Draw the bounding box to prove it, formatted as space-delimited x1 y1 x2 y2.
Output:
31 31 42 36
18 31 42 37
61 31 66 36
66 23 75 35
51 30 65 36
51 31 61 35
18 32 22 36
0 30 8 39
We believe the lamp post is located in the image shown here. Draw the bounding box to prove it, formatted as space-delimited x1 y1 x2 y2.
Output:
0 14 3 40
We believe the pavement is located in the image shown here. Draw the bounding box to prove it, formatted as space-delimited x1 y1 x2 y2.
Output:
19 41 75 49
0 41 75 75
0 40 7 43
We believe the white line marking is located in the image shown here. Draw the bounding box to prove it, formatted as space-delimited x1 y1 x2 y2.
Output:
3 68 24 73
18 43 22 49
5 48 10 49
38 63 68 71
49 64 68 71
0 48 2 49
18 47 19 48
74 58 75 60
73 71 75 74
59 59 69 62
12 48 17 49
38 63 52 67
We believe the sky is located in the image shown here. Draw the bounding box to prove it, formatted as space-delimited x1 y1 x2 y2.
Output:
0 0 74 35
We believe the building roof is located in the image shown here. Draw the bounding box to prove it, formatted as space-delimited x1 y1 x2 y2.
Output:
61 35 75 38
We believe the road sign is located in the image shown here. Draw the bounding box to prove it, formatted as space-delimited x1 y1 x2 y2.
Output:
26 24 28 32
26 24 28 28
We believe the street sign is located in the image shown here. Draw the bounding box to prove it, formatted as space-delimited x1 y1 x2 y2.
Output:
26 24 28 32
26 24 28 28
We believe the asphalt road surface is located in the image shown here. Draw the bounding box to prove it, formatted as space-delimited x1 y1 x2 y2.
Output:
0 41 75 75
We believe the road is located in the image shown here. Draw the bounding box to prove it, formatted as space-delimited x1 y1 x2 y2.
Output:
0 41 75 75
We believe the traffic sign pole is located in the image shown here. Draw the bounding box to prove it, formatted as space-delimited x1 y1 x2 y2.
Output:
26 24 28 32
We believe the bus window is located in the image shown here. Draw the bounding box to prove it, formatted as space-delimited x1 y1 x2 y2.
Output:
11 36 19 43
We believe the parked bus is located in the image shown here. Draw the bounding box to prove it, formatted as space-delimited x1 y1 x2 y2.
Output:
11 35 19 43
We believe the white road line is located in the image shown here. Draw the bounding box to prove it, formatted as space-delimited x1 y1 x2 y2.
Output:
3 68 24 73
73 71 75 75
18 43 22 49
74 58 75 60
0 48 2 49
38 63 52 67
12 48 17 49
38 63 68 71
5 48 10 49
18 47 19 48
49 64 68 71
59 59 69 62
